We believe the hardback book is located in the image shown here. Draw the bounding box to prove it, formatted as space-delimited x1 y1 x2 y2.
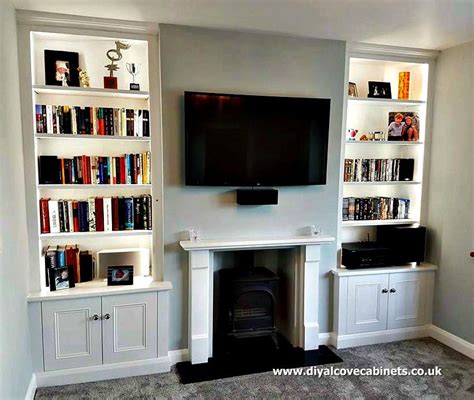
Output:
95 197 104 232
88 197 96 232
124 197 134 230
103 197 113 232
79 251 93 282
38 156 59 184
48 200 60 233
39 198 50 234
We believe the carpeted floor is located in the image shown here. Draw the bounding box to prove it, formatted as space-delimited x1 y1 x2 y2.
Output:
35 338 474 399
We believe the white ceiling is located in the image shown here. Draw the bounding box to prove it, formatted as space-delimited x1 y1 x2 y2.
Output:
12 0 474 50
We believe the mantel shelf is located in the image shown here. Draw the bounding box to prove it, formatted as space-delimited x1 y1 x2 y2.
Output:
180 235 335 251
32 85 150 99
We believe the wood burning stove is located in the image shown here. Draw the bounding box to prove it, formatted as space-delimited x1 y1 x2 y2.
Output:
217 265 279 350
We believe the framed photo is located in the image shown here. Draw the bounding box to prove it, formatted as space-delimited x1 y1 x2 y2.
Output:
388 111 420 141
348 82 358 97
368 81 392 99
107 266 134 286
44 50 80 87
49 266 75 291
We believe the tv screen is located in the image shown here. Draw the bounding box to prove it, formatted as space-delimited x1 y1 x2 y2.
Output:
185 91 330 186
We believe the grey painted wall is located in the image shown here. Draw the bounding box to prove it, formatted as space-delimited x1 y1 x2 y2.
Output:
159 24 346 350
0 2 34 399
427 41 473 343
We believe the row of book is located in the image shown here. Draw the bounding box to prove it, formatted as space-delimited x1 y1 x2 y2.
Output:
343 158 414 182
39 195 153 234
35 105 150 137
38 153 151 185
342 197 411 221
43 245 94 287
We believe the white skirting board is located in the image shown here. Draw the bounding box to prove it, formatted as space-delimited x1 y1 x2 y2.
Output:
25 374 37 400
34 356 170 388
332 325 473 359
429 325 474 359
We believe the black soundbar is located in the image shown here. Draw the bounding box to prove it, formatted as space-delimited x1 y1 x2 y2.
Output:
236 189 278 205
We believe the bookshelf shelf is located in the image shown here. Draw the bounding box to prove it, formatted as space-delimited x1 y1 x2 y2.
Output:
342 219 418 227
348 97 426 106
35 134 151 141
345 141 424 146
32 85 150 99
38 184 152 189
40 230 153 239
343 181 421 186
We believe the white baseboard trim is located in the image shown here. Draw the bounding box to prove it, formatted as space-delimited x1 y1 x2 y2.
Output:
169 349 189 365
24 374 37 400
335 325 430 349
318 332 333 346
429 325 474 359
35 356 170 388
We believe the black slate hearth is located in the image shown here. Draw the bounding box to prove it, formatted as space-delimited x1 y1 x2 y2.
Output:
176 333 342 384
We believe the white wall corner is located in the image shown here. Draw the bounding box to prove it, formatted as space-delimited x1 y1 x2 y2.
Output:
429 325 474 360
24 374 37 400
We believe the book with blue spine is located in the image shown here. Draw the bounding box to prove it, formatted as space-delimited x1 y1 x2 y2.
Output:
124 197 134 230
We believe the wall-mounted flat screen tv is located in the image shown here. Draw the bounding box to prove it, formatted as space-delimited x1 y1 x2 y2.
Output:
185 91 330 186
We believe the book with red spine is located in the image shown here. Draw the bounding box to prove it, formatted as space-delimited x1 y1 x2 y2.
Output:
66 245 80 283
112 197 119 230
72 201 79 232
120 157 126 185
39 198 50 233
95 197 104 231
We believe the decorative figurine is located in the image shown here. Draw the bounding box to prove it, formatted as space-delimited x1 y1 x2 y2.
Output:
126 63 141 91
104 40 130 89
77 68 90 88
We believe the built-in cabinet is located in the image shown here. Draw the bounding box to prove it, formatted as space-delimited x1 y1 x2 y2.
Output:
42 292 157 371
333 264 437 348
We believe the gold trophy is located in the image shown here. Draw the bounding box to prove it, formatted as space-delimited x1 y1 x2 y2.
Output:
104 40 130 89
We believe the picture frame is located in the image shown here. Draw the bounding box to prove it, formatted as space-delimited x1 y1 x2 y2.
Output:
348 82 358 97
44 50 80 87
107 265 134 286
388 111 420 142
49 266 76 291
368 81 392 99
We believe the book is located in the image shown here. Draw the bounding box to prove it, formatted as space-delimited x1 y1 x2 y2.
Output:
39 198 50 234
48 200 60 233
124 197 134 230
95 197 104 231
103 197 112 232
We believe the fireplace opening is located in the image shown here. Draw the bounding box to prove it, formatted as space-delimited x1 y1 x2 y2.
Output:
215 251 280 355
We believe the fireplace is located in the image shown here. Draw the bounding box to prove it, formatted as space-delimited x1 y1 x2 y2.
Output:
217 264 280 352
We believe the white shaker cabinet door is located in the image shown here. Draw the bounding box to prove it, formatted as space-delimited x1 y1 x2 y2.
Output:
42 297 102 371
101 292 157 364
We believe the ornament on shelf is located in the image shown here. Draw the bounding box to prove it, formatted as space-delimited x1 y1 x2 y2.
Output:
77 68 90 88
126 63 141 91
398 71 411 100
104 40 130 89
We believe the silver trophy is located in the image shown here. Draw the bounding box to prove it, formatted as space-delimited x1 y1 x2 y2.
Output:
126 63 141 91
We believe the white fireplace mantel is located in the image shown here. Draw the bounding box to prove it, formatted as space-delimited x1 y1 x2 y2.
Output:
179 235 335 364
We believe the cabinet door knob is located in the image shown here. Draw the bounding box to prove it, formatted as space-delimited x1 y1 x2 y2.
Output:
382 288 388 293
92 314 100 321
390 288 397 293
103 313 111 320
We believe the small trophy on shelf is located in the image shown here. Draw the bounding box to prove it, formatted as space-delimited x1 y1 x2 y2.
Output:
126 63 141 91
103 40 130 89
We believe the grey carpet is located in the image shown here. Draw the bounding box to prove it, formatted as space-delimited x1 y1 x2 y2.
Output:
35 338 474 399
